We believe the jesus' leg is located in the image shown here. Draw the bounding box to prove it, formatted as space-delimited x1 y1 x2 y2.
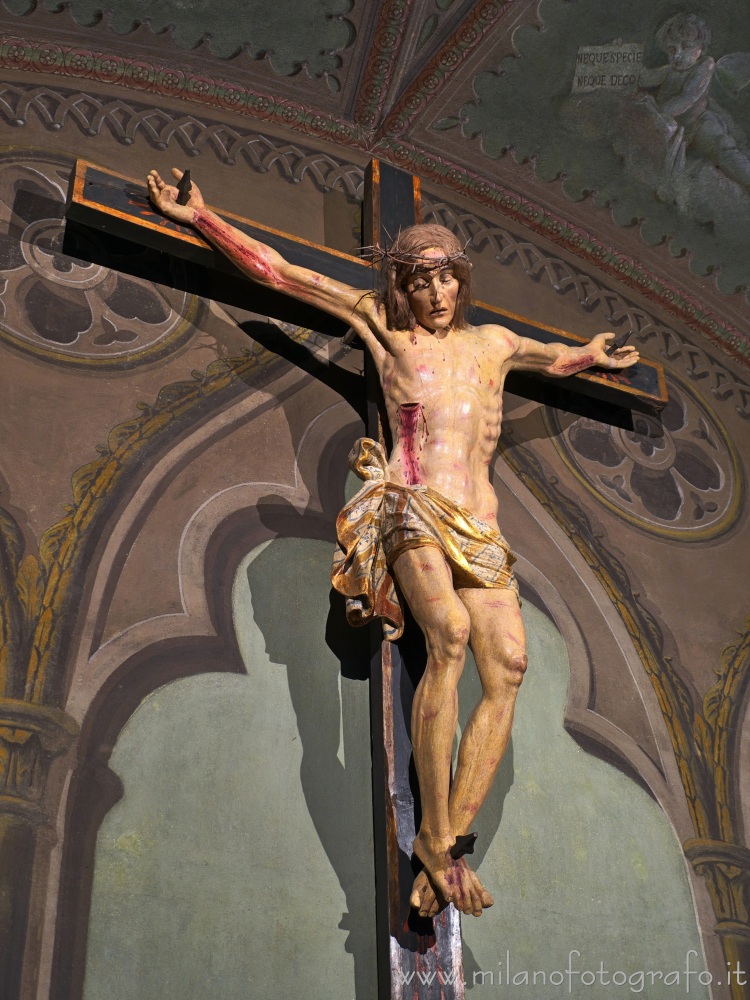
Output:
391 546 493 918
450 587 527 832
413 586 527 918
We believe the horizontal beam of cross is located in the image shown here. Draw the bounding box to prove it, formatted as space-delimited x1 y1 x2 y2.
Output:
66 159 667 418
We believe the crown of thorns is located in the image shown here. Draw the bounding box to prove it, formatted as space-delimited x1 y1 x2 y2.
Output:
361 243 471 271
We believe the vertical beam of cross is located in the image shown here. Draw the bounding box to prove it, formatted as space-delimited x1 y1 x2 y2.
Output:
363 161 465 1000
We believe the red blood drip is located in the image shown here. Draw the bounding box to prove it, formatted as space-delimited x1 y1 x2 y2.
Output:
194 211 283 288
555 353 595 376
399 402 425 486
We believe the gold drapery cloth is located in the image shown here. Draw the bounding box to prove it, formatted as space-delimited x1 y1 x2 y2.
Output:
331 438 518 640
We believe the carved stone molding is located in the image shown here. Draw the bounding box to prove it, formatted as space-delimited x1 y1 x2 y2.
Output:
378 0 512 139
396 146 750 365
2 7 750 365
0 35 369 148
0 699 78 824
502 435 750 844
1 1 358 77
507 430 750 975
0 81 366 199
506 441 750 976
1 67 747 366
3 75 745 386
354 0 475 130
685 838 750 997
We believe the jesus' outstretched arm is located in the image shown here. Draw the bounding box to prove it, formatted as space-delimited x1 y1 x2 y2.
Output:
147 167 388 361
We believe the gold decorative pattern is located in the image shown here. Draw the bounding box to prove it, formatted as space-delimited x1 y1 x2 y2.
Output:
697 617 750 844
686 840 750 926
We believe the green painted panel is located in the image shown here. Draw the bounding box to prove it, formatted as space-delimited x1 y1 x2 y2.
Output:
83 538 707 998
83 537 376 1000
29 0 354 72
459 603 708 997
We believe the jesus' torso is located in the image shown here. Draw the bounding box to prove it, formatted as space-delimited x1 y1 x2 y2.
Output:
373 322 514 529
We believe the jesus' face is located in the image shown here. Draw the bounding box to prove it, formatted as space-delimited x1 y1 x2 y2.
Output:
404 248 460 334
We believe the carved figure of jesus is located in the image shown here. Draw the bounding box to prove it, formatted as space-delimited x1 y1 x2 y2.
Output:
148 168 639 919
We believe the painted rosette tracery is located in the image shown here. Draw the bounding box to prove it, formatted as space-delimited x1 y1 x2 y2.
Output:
546 373 742 540
0 152 197 367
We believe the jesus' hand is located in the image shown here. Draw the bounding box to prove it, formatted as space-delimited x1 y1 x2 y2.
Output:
147 168 205 226
589 332 640 369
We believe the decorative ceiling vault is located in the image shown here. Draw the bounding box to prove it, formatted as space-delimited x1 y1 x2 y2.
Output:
1 0 749 365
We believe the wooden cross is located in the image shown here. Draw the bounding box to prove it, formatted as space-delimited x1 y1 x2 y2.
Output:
66 158 666 1000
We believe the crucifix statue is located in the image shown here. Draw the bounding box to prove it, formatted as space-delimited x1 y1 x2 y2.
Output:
146 166 639 921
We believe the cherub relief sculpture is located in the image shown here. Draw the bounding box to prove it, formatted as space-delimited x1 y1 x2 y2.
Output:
635 13 750 188
558 10 750 252
147 167 639 918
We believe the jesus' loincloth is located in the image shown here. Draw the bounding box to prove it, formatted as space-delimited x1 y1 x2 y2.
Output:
331 438 519 640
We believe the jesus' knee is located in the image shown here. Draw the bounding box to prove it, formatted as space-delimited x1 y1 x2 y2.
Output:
503 648 528 688
480 649 527 713
424 611 470 675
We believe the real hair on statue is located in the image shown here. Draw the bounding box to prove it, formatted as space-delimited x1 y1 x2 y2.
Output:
373 224 473 330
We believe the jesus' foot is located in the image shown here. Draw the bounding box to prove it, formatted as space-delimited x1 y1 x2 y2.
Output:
410 870 445 919
411 832 494 917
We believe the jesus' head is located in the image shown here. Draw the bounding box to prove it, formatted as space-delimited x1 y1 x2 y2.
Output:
378 224 473 333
